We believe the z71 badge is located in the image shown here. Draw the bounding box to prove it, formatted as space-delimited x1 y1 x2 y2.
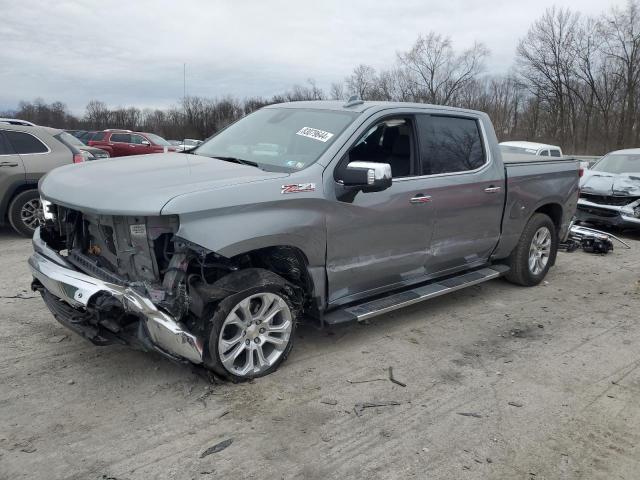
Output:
281 183 316 194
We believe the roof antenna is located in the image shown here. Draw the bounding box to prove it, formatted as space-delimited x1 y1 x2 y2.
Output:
343 95 364 108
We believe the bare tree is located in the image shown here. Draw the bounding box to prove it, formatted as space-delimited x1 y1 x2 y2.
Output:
601 0 640 147
84 100 111 130
516 7 581 146
397 32 489 105
345 64 378 99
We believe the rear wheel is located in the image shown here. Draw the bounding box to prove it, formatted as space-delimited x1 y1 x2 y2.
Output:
8 190 42 237
204 281 297 382
505 213 557 286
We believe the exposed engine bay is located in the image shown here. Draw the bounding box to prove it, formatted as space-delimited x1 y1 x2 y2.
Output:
35 204 307 361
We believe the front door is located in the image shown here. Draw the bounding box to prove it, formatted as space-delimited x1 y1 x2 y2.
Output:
325 115 436 305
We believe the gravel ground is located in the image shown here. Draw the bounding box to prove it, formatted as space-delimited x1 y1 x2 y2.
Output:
1 226 639 480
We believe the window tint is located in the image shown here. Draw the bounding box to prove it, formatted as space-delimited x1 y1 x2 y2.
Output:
91 132 105 141
0 132 15 155
4 131 48 154
540 150 549 156
110 133 130 143
349 117 414 178
417 115 485 174
549 149 561 157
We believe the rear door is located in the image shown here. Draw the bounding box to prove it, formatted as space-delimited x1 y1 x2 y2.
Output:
415 114 505 276
0 130 26 208
109 133 133 156
326 113 437 305
3 129 64 184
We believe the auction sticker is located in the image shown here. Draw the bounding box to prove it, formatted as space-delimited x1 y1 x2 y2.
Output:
130 224 147 237
296 127 334 142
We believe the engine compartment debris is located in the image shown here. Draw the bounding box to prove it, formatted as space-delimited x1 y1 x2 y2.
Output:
561 224 631 254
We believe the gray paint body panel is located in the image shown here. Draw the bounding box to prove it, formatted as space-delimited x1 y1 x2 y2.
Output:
38 101 579 311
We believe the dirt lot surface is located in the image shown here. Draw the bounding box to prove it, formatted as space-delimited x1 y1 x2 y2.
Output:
1 227 640 480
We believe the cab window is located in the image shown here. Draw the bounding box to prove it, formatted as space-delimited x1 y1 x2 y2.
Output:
416 115 486 174
347 117 415 178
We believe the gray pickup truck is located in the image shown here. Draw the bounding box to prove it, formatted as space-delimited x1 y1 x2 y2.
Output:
29 100 579 380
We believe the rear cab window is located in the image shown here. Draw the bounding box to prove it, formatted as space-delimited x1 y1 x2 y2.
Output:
4 131 49 154
416 115 486 175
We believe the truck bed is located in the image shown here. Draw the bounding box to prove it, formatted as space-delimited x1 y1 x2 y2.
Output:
491 155 580 260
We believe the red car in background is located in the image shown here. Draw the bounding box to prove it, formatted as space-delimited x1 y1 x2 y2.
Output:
88 130 177 157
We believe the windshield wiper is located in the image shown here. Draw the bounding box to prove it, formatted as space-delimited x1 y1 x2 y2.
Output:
202 155 260 169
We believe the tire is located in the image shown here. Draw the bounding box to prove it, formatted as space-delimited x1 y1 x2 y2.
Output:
8 190 42 237
504 213 558 287
203 277 298 382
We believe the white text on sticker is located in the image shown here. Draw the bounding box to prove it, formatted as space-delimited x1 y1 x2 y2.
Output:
296 127 334 142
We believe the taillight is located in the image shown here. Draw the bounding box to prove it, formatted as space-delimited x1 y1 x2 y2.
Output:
578 167 584 177
73 153 85 163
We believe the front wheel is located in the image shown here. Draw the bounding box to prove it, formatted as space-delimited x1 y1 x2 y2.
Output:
205 282 297 381
505 213 558 286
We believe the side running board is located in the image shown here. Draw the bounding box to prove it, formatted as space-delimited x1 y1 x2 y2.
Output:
323 265 510 325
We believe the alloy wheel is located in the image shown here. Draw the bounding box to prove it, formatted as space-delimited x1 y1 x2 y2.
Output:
218 292 293 377
528 226 551 275
20 198 43 231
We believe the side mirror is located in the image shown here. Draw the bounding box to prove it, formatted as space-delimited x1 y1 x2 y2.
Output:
141 140 151 146
338 161 392 192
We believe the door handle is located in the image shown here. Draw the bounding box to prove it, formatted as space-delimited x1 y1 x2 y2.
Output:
484 186 502 193
410 194 432 204
0 161 19 167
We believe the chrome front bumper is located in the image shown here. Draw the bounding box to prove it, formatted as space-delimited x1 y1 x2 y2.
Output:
29 228 204 364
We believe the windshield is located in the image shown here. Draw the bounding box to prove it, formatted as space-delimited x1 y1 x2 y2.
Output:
499 145 538 155
592 154 640 174
193 108 358 172
146 133 171 146
58 131 86 148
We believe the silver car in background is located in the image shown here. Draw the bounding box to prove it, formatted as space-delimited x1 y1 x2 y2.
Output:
577 148 640 228
0 124 86 236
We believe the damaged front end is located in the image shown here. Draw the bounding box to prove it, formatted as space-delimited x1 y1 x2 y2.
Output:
29 204 238 365
577 172 640 228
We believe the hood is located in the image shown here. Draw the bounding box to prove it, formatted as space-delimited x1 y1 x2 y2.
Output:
40 153 288 215
580 170 640 197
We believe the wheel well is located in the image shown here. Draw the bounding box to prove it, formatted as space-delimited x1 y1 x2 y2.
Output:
2 183 37 222
534 203 562 234
241 246 313 296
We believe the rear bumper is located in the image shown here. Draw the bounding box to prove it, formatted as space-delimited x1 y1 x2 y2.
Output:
576 198 640 228
29 227 204 364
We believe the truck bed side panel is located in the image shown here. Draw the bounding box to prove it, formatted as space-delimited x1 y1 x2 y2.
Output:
492 160 579 260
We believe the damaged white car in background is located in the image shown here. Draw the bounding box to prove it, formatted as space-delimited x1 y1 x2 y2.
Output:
577 148 640 228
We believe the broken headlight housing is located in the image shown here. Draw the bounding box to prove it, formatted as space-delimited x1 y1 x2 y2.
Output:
41 198 56 221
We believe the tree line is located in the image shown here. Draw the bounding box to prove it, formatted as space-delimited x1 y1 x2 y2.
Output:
3 1 639 155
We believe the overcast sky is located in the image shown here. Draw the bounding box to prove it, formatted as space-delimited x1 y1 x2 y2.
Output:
0 0 625 114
